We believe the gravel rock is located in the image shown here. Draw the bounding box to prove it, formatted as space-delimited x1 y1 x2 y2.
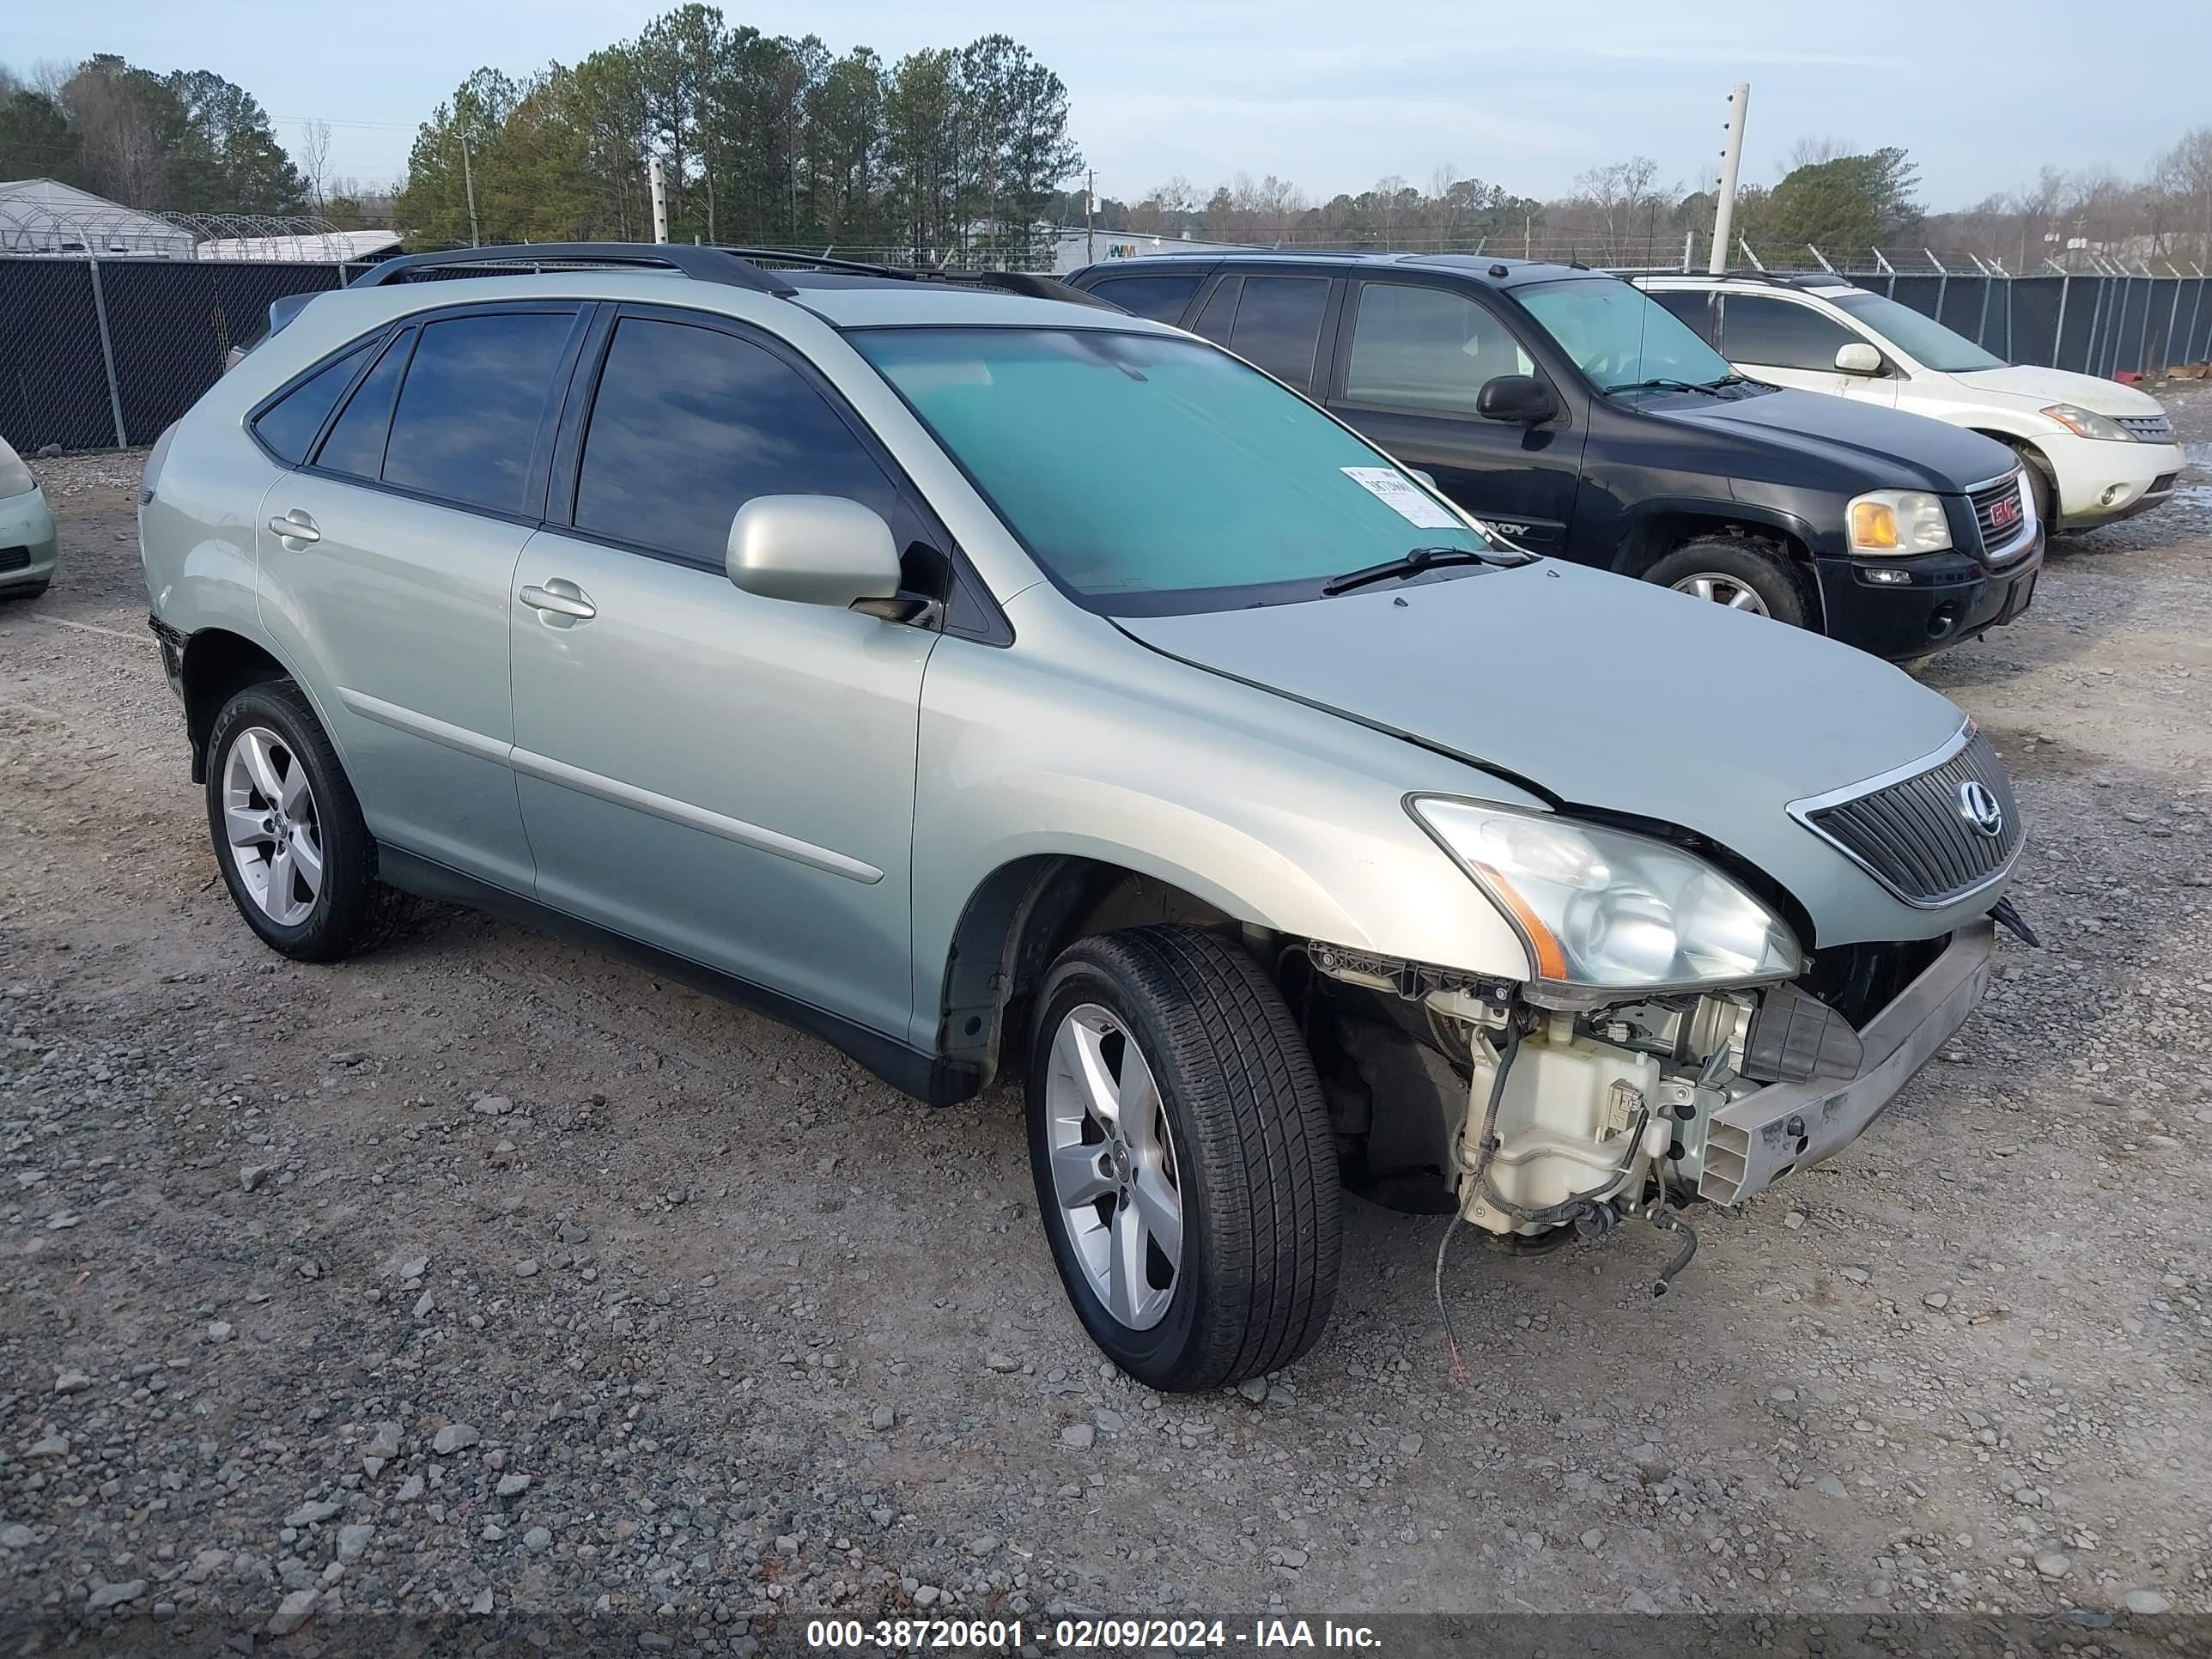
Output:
52 1369 93 1394
285 1498 343 1527
496 1473 532 1497
269 1588 319 1635
88 1578 146 1610
2124 1589 2174 1616
336 1522 374 1564
1060 1424 1096 1449
523 1525 553 1553
2034 1550 2072 1579
432 1424 482 1455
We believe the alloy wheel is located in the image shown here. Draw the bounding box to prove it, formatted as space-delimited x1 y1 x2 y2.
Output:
1042 1003 1184 1331
221 726 324 927
1670 572 1771 614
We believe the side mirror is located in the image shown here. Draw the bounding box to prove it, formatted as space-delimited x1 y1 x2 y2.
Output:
1475 374 1559 424
1835 342 1882 376
726 495 902 611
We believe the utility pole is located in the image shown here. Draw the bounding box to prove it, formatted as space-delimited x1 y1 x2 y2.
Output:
649 155 669 245
1085 168 1096 264
1709 82 1749 274
460 132 481 248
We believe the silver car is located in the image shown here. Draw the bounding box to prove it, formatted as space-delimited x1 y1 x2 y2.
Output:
140 245 2026 1392
0 434 59 599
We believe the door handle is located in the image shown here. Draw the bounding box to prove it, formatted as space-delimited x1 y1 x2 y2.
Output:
267 510 319 544
520 580 597 623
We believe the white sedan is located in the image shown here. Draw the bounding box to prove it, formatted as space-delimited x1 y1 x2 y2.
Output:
1640 274 2188 532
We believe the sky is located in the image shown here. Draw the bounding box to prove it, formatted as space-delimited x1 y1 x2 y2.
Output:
13 0 2210 210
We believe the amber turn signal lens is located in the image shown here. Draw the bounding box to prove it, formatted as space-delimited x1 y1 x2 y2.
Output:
1850 500 1900 550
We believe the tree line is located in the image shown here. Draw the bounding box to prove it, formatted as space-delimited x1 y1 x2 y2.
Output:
0 56 308 216
1089 131 2212 272
7 35 2209 277
390 4 1080 269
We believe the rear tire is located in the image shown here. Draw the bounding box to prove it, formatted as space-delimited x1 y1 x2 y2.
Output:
1025 926 1341 1392
1644 536 1811 628
205 679 409 962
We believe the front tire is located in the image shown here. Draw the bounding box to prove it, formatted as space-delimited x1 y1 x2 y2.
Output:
2009 447 2057 535
204 679 408 961
1644 536 1810 629
1026 927 1341 1392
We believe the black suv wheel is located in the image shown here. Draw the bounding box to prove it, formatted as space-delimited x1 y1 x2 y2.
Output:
1644 536 1811 628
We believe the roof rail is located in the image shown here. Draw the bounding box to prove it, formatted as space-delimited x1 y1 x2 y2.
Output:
1656 269 1853 289
349 242 798 297
714 247 1123 310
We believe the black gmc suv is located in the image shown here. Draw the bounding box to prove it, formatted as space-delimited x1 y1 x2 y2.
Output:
1068 253 2042 661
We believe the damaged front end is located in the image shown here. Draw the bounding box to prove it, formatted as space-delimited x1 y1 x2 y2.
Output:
1304 919 1995 1284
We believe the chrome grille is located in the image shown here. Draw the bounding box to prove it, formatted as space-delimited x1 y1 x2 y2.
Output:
1968 473 2029 557
2118 413 2175 443
1793 727 2022 908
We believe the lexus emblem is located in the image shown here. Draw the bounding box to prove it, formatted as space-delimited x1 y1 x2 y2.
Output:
1958 779 2005 839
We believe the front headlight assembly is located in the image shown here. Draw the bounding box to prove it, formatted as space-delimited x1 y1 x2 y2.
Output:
1410 797 1804 991
2041 403 2134 441
1847 489 1952 554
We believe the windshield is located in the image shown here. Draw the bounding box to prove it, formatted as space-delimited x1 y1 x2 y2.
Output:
1516 277 1737 392
854 327 1491 615
1829 290 2005 372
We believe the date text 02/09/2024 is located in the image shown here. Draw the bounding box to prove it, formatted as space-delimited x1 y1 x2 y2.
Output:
804 1618 1384 1650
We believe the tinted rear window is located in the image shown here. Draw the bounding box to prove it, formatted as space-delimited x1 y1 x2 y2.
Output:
1083 270 1203 325
253 341 372 465
314 330 414 481
1226 276 1329 391
1192 277 1240 344
381 312 573 515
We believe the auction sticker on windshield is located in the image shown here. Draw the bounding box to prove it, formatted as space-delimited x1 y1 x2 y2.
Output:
1340 466 1463 529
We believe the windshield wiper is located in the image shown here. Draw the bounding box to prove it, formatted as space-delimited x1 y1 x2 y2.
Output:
1602 376 1727 398
1321 544 1527 597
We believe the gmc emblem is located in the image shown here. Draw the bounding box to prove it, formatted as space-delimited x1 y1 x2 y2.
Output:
1990 494 2021 531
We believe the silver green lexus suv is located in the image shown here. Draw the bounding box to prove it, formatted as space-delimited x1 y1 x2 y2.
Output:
141 245 2027 1392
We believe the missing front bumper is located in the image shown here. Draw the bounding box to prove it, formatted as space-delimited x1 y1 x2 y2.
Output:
1698 921 1994 1205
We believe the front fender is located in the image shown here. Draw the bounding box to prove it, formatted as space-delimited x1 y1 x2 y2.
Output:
908 607 1540 1054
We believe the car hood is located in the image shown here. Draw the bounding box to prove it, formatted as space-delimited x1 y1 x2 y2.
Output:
1658 386 2017 490
1948 362 2169 416
1116 559 1975 941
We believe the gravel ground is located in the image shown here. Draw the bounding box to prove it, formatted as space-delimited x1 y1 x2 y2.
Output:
3 398 2211 1655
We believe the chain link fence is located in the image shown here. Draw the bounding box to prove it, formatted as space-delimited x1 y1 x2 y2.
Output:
7 247 2212 455
1 257 362 453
